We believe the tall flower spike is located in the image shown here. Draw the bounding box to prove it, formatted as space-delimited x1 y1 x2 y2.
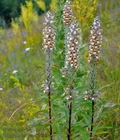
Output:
65 20 80 69
88 16 102 63
43 12 55 50
42 11 55 140
43 11 55 94
63 0 73 26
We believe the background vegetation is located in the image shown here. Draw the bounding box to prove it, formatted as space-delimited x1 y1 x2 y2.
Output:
0 0 120 139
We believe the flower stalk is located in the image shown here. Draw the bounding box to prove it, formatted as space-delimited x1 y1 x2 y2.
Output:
43 12 55 140
88 16 102 140
89 59 96 140
63 1 81 139
67 85 73 140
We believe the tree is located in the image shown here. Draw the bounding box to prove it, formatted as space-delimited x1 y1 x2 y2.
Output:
0 0 52 27
0 0 26 26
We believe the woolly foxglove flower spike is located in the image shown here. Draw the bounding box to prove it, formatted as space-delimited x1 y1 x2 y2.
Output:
65 20 80 69
42 11 55 94
42 11 54 139
63 0 73 26
88 16 102 63
43 12 55 51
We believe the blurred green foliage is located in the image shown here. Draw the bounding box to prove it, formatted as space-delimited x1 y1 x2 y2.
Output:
0 0 51 27
0 0 120 139
0 0 26 26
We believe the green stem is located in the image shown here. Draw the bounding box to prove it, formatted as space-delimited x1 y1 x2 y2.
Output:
89 59 96 140
90 100 95 140
67 85 73 140
46 48 53 140
48 89 53 140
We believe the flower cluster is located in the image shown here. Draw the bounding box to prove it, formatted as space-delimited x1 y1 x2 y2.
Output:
43 80 50 93
63 87 73 101
83 90 100 101
43 12 55 50
88 17 102 63
63 0 73 26
65 21 80 69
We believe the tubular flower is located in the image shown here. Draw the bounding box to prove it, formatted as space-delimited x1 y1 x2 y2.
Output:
65 20 80 69
88 16 102 63
43 12 55 50
63 0 73 26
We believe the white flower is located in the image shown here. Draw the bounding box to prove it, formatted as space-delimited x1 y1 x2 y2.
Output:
23 40 27 45
0 88 3 91
12 70 18 74
91 97 95 101
25 47 30 52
